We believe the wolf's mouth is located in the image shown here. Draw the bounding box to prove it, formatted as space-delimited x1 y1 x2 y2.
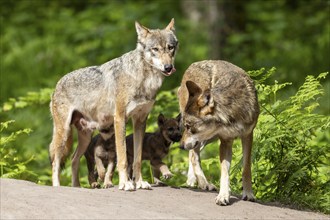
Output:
162 66 176 76
170 135 182 142
192 140 200 149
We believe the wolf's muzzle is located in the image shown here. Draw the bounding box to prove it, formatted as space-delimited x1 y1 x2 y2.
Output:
164 64 173 73
170 134 182 143
162 64 176 76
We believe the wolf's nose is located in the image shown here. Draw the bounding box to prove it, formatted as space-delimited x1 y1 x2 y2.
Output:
164 64 173 73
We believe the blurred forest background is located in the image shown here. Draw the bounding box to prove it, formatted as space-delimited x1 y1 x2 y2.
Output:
1 0 329 214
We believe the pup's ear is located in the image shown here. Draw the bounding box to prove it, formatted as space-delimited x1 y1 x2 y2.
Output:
158 113 166 126
79 118 87 128
197 90 214 116
135 21 149 38
186 81 202 98
165 18 175 32
175 113 181 123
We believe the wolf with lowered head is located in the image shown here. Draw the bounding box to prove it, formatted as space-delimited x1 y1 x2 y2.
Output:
178 60 259 205
49 19 178 191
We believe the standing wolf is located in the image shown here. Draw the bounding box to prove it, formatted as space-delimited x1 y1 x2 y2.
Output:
178 60 259 205
49 19 178 190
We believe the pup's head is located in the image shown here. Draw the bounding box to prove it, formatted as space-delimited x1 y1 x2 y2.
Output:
158 113 182 143
79 118 99 132
135 18 178 76
180 81 218 150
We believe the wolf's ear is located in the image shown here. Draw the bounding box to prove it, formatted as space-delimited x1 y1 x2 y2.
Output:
197 89 214 116
158 113 166 126
79 118 87 128
175 113 181 123
186 81 202 98
165 18 175 32
135 21 150 38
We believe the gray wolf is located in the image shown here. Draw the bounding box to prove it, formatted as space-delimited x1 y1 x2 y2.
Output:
178 60 259 205
49 19 178 190
84 113 181 188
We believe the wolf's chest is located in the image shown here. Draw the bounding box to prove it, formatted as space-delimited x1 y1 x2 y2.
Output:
126 99 155 118
142 74 163 95
126 73 163 117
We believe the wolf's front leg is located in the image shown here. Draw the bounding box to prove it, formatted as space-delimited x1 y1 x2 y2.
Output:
104 159 116 188
115 109 135 191
152 167 165 186
132 115 151 189
86 153 99 188
151 159 173 180
186 150 197 187
95 155 106 181
215 138 233 206
190 147 216 191
151 159 172 186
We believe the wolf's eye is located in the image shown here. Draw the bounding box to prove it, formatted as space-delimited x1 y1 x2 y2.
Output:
167 127 174 132
152 47 159 52
168 45 174 50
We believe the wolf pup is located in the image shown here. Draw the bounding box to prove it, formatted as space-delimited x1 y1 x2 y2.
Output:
178 60 259 206
49 19 178 191
126 113 181 185
85 113 181 188
84 123 116 189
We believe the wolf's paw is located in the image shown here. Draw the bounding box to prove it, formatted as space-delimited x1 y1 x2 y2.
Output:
136 180 152 190
118 180 135 191
163 172 173 180
91 182 100 189
155 181 167 186
103 182 114 189
200 183 217 191
215 192 230 206
242 191 255 202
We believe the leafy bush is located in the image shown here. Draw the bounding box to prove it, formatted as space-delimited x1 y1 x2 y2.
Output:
0 120 37 182
233 69 330 213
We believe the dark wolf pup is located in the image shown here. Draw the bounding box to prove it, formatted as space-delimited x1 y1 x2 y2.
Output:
85 113 182 188
178 60 259 205
49 19 178 190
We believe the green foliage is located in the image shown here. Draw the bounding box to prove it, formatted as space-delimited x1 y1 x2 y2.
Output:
224 0 329 86
0 120 38 182
1 88 53 112
248 69 330 213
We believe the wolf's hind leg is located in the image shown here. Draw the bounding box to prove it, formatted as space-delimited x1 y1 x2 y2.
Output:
71 130 92 187
241 132 255 202
49 109 73 187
